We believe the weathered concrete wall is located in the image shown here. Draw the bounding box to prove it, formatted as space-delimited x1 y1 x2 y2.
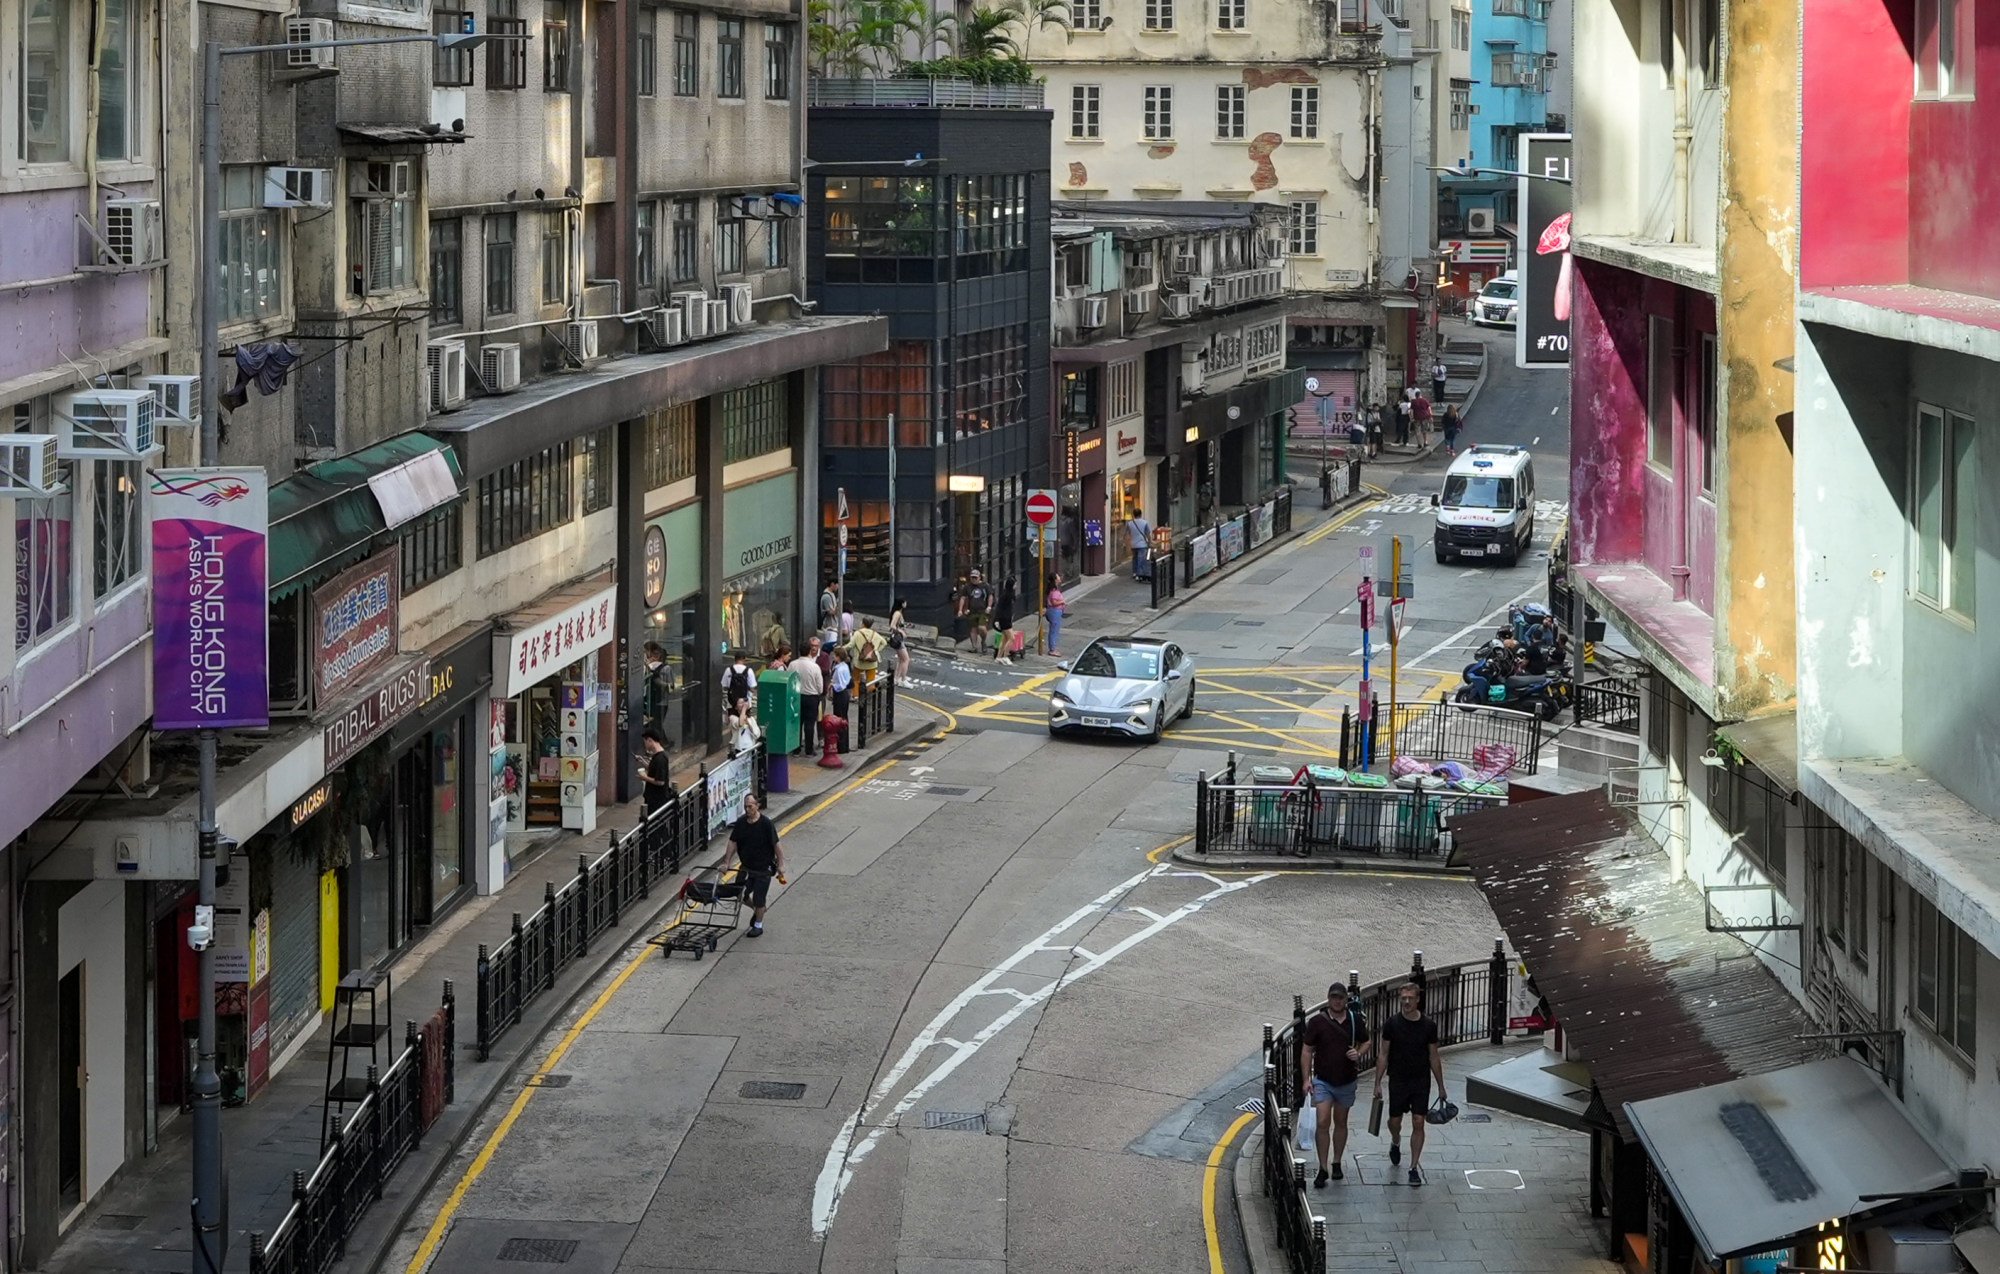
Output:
1567 258 1647 566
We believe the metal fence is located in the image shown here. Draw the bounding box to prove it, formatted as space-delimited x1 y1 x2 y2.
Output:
250 988 457 1274
851 672 897 747
1363 696 1545 776
807 78 1045 109
475 745 771 1061
1573 680 1639 733
1195 767 1503 861
1147 550 1179 608
1258 948 1511 1272
1273 485 1294 535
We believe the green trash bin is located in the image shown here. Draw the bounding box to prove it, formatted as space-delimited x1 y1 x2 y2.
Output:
1249 765 1296 848
1394 774 1449 853
757 668 801 755
1303 765 1347 843
1342 771 1391 849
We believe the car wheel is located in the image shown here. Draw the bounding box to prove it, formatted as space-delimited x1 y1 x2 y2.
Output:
1500 542 1519 568
1148 707 1166 743
1179 683 1196 720
1435 545 1449 565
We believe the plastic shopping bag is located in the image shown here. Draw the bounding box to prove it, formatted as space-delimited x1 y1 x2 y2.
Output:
1295 1100 1318 1152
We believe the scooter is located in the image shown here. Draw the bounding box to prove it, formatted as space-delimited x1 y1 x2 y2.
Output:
1455 657 1568 719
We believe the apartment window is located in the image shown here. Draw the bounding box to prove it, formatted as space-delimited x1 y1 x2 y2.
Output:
1071 85 1102 139
1646 676 1672 761
673 11 699 94
823 344 933 447
19 0 71 164
1696 332 1717 494
544 0 571 91
643 403 697 488
94 0 140 160
1917 0 1974 95
1707 752 1787 892
1491 52 1540 89
715 204 744 274
1145 0 1174 29
1815 824 1869 969
476 441 574 557
636 200 658 288
434 10 475 85
1289 86 1319 139
350 160 417 297
1913 893 1976 1058
895 500 938 583
545 214 578 307
1451 7 1470 48
1912 403 1977 618
717 18 744 98
219 165 285 325
1216 0 1246 29
1143 86 1174 139
670 197 699 279
1646 315 1675 469
1107 358 1140 419
765 22 793 98
92 459 140 599
637 8 658 95
400 503 463 593
485 213 516 312
1449 84 1470 130
489 0 529 88
722 380 787 461
1287 199 1319 255
1072 0 1104 27
1215 85 1246 139
1695 0 1721 82
768 216 792 269
580 427 615 513
430 217 463 325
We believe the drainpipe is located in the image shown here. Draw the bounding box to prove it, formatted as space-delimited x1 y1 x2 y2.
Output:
85 0 111 258
1670 6 1691 243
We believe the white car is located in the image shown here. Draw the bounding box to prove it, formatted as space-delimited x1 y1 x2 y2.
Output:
1048 637 1196 742
1472 272 1519 327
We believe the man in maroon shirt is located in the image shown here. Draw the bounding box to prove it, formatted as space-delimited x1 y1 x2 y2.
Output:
1299 982 1373 1186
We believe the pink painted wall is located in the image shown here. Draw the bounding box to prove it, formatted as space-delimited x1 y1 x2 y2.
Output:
0 184 158 383
1909 0 2000 297
1800 0 1912 289
1569 260 1649 567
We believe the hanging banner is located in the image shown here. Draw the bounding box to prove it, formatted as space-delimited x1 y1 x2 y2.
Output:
151 468 270 730
312 551 400 704
1518 133 1574 370
705 750 758 838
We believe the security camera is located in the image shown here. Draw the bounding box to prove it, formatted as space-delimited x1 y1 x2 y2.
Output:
188 905 215 952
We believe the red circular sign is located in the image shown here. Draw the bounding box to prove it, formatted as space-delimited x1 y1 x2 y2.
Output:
1025 491 1058 526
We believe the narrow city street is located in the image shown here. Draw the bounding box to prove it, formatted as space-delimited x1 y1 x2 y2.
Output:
385 328 1572 1274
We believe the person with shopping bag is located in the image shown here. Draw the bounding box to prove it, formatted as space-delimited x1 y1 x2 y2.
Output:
1298 981 1373 1187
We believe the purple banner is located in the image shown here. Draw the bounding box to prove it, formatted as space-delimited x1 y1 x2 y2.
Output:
151 468 270 730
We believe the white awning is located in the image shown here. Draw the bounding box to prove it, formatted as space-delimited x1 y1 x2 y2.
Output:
367 447 461 528
1625 1057 1958 1263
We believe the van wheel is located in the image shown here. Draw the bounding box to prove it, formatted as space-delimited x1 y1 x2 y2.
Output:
1435 545 1449 564
1500 544 1519 568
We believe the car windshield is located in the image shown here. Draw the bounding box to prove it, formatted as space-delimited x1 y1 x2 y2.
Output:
1482 281 1516 300
1442 475 1516 509
1073 644 1161 680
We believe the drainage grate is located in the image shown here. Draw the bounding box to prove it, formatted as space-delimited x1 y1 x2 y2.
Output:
1232 619 1267 627
1458 1112 1492 1123
497 1237 580 1263
1236 1098 1266 1115
922 785 971 797
739 1080 808 1101
924 1110 987 1132
94 1214 146 1232
526 1073 572 1089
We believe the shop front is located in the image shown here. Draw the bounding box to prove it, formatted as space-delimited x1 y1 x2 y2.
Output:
639 501 705 749
381 623 490 918
1055 424 1104 582
493 579 618 859
722 471 800 658
1107 419 1151 577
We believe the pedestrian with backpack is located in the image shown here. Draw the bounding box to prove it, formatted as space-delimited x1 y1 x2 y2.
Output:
723 655 757 722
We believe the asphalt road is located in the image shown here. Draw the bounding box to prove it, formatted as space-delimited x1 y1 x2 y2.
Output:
383 323 1567 1274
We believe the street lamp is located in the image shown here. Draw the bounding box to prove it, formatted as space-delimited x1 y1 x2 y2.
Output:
1427 163 1573 185
188 28 510 1274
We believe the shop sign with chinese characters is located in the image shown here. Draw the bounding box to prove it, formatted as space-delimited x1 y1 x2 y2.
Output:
495 585 619 697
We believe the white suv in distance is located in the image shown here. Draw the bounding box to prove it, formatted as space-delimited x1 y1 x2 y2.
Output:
1472 271 1519 327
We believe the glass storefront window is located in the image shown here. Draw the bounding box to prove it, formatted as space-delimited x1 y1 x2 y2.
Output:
723 563 795 656
431 721 464 904
642 593 703 748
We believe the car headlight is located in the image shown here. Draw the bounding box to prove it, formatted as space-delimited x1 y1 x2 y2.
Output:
1132 699 1157 716
1050 692 1073 708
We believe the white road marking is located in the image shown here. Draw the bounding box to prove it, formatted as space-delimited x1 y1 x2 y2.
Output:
1402 577 1551 671
910 765 935 776
809 864 1273 1239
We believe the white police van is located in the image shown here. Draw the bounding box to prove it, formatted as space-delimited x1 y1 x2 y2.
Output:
1431 444 1536 566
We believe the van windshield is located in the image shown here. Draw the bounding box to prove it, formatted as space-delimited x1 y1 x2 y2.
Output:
1482 280 1516 300
1442 475 1516 509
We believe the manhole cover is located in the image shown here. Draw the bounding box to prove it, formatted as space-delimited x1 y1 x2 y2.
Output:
94 1214 145 1231
497 1237 580 1263
1459 1112 1492 1123
739 1081 808 1100
526 1073 572 1088
924 1110 987 1132
923 785 971 796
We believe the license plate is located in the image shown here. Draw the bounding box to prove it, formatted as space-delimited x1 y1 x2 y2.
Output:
1083 714 1115 727
1485 544 1504 555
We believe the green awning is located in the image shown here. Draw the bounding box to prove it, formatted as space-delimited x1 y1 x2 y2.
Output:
269 433 464 600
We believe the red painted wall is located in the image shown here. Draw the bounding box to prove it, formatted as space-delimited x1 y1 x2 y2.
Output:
1910 0 2000 297
1800 0 1913 289
1569 260 1648 566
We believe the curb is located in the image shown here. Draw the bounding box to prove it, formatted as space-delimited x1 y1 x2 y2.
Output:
354 710 945 1274
1169 846 1471 875
1233 1128 1282 1274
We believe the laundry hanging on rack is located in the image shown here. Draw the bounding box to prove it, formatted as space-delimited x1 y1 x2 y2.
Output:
220 341 303 412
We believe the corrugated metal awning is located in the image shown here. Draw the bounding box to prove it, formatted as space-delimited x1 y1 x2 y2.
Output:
1451 790 1811 1140
268 433 465 600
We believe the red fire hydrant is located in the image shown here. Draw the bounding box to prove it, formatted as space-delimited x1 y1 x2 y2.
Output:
818 715 847 768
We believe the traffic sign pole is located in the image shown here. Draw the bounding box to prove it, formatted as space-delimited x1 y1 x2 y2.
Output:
1025 488 1058 655
1389 535 1404 766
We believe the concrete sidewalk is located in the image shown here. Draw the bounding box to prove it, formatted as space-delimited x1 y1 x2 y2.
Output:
38 709 942 1274
1233 1041 1620 1274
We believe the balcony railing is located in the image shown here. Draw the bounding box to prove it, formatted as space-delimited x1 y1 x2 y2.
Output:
1210 265 1285 309
808 78 1046 110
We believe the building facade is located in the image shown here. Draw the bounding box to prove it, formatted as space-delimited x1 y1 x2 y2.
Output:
1435 0 1550 261
804 83 1053 623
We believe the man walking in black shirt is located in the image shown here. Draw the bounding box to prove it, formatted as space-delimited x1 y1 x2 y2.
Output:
1298 982 1372 1186
637 728 674 819
722 794 785 936
1374 981 1445 1186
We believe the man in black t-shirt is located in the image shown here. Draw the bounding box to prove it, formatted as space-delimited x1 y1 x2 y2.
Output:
1373 981 1445 1186
1298 982 1372 1187
723 794 785 936
637 728 674 818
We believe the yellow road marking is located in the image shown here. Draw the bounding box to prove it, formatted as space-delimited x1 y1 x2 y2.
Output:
1205 710 1342 761
1199 664 1362 676
1146 834 1195 863
1297 486 1390 548
1204 679 1354 726
957 671 1062 717
898 692 960 734
1205 1112 1259 1274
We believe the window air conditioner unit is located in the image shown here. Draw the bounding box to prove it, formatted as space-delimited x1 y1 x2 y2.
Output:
675 290 709 339
480 341 523 392
723 281 754 326
1079 296 1108 328
99 198 162 266
427 338 468 411
1466 207 1496 234
55 389 157 458
1124 290 1150 315
285 17 336 70
566 320 600 362
731 194 770 219
263 166 333 209
649 306 685 347
0 435 65 498
1182 362 1207 393
1189 276 1213 305
706 298 730 336
1542 52 1559 69
136 374 201 422
1163 292 1197 319
1173 250 1200 275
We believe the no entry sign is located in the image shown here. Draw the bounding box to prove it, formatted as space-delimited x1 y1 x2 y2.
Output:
1025 488 1058 526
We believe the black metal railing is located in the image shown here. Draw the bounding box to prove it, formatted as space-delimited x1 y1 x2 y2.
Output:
475 745 767 1061
1573 680 1640 733
851 672 898 747
250 986 457 1274
1195 765 1502 860
1273 485 1294 535
1257 947 1511 1273
1148 550 1178 608
1335 696 1544 776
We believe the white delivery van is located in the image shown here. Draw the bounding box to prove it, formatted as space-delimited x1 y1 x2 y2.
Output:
1431 444 1536 566
1472 271 1519 327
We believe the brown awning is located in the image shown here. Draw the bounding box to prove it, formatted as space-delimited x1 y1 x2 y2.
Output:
1451 790 1810 1140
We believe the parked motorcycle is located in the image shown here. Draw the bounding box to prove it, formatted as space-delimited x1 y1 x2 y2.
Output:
1455 656 1569 719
